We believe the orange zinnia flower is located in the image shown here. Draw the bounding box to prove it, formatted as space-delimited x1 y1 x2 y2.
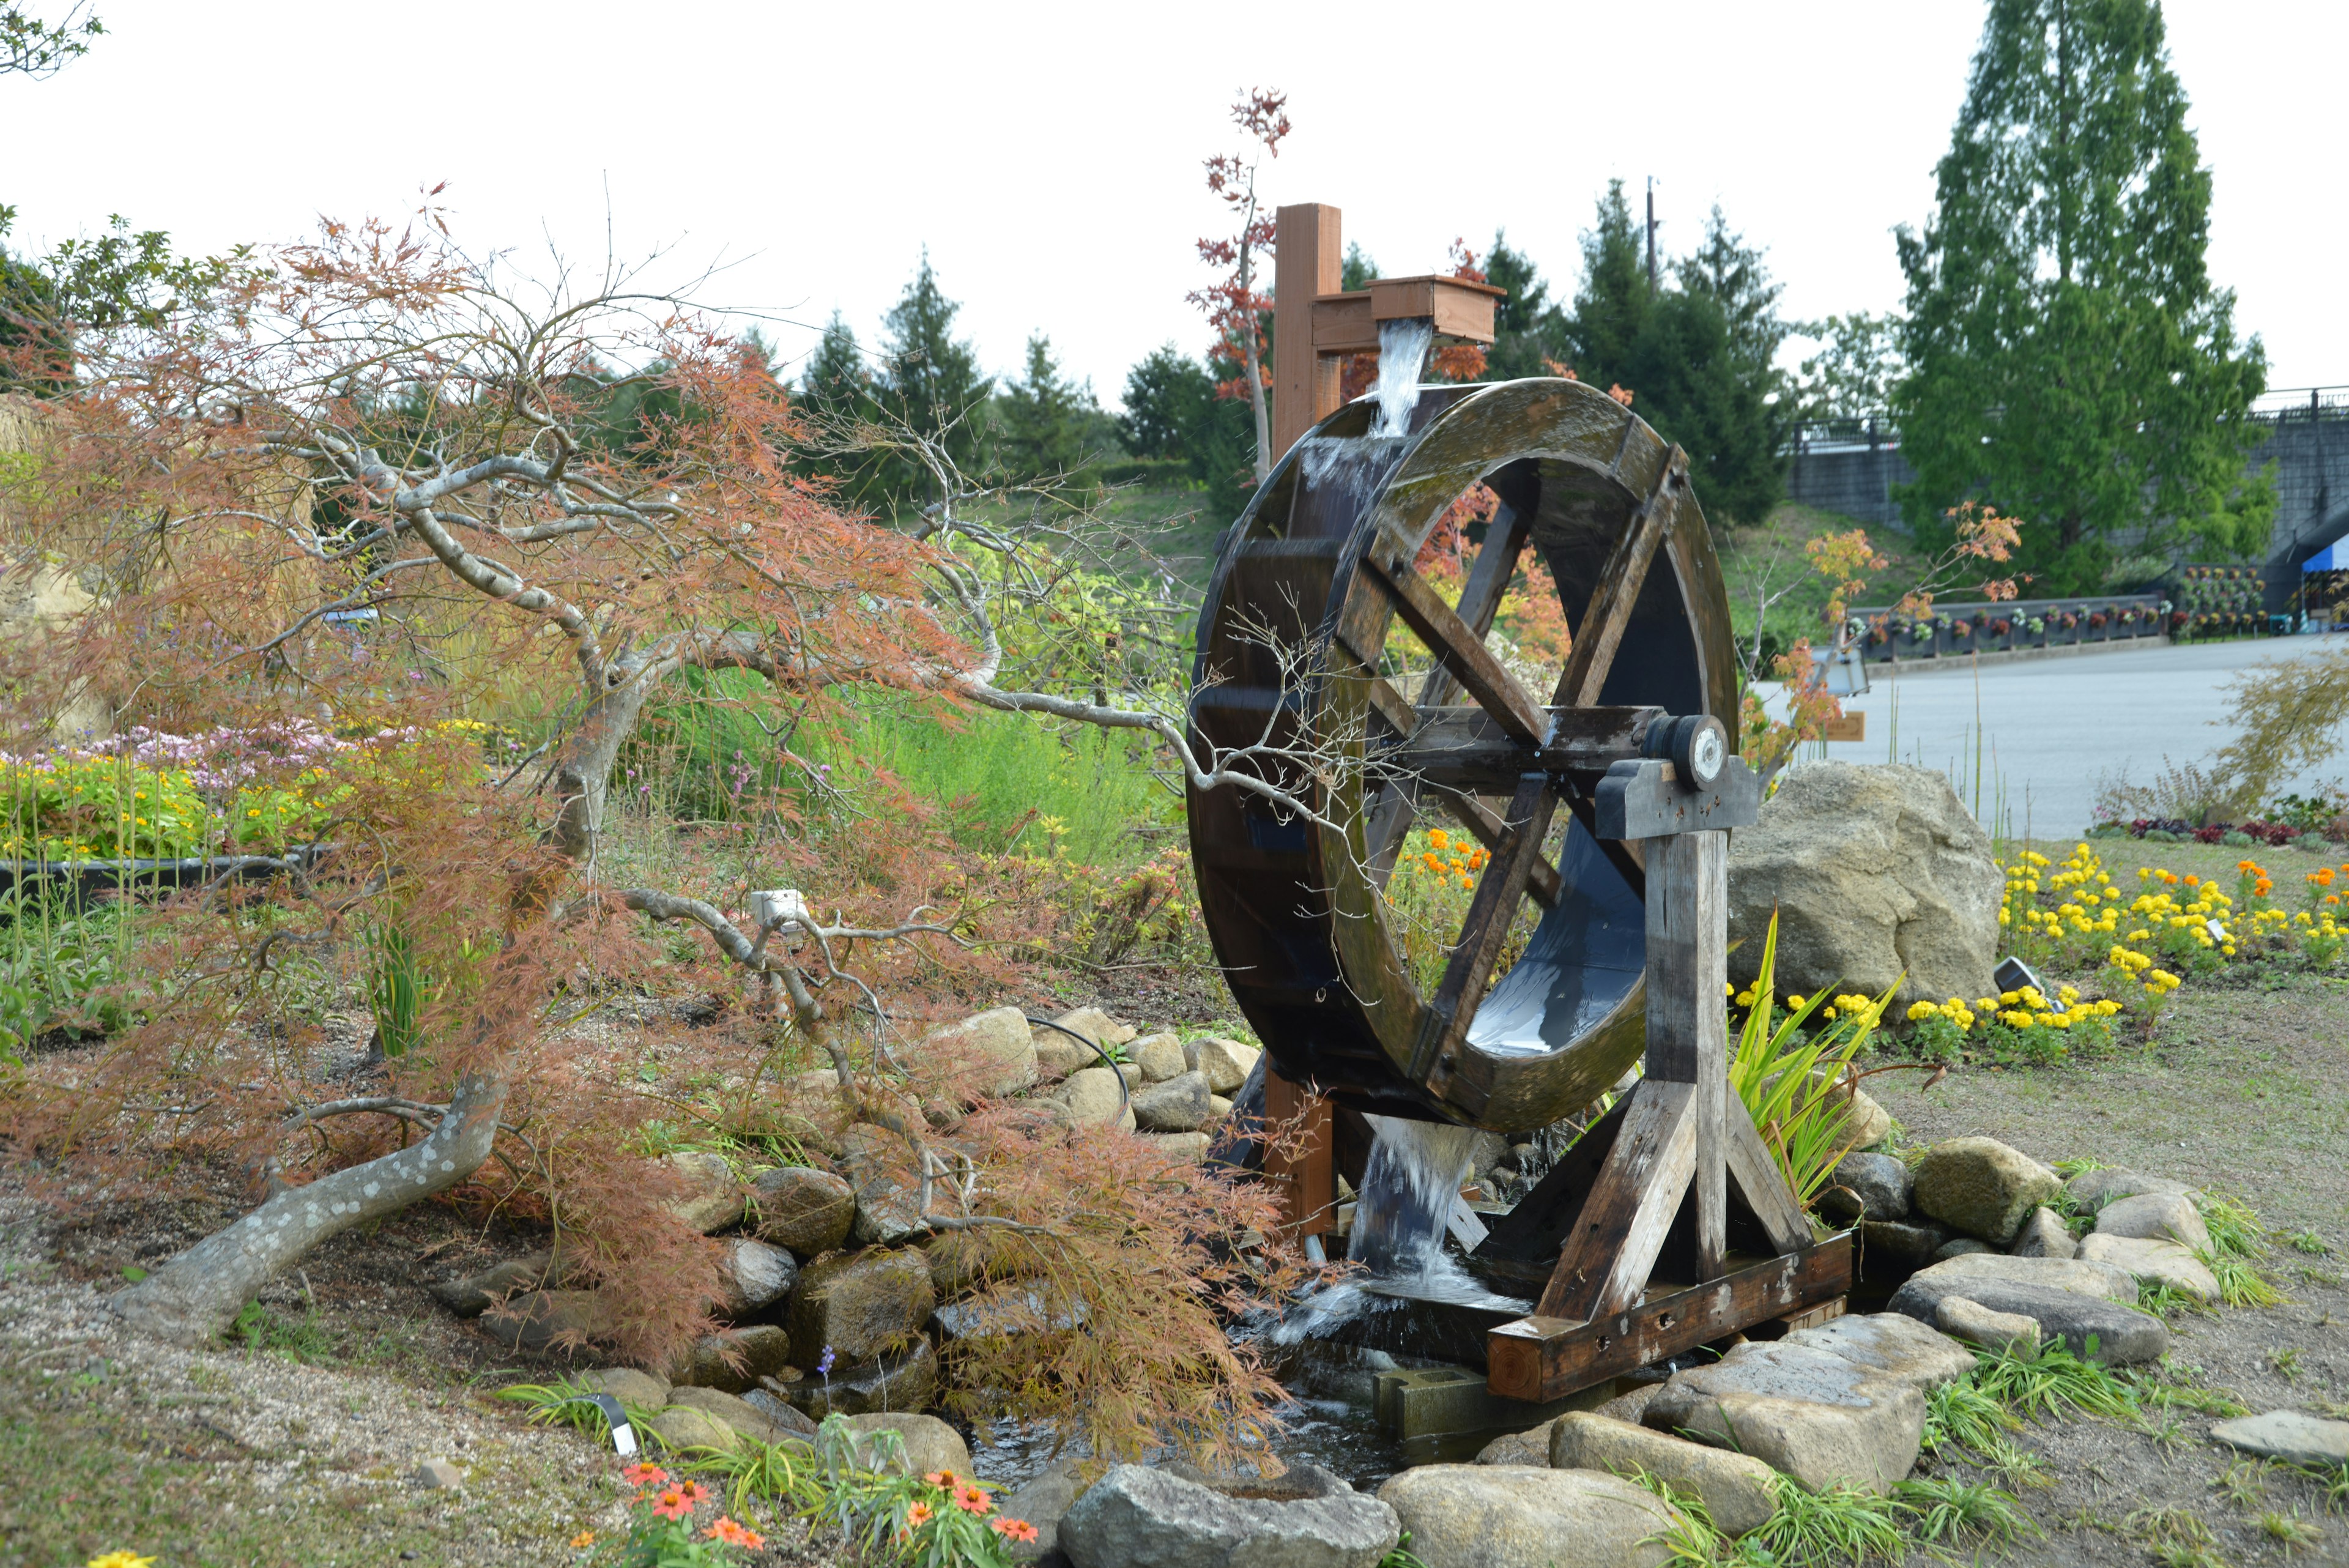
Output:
907 1501 935 1528
925 1471 958 1488
620 1463 668 1488
956 1482 994 1515
993 1518 1041 1544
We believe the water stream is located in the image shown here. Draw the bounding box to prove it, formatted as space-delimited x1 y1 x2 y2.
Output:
1370 316 1436 439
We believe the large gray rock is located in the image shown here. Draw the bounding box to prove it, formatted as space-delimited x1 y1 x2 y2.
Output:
1550 1413 1776 1536
1037 1007 1134 1076
1376 1466 1679 1568
925 1006 1039 1097
1061 1462 1399 1568
1820 1151 1913 1224
740 1387 819 1437
840 1123 929 1245
661 1151 746 1233
1761 1068 1891 1153
1725 762 2002 1007
431 1250 563 1317
1054 1065 1138 1131
2065 1167 2191 1213
1193 1038 1262 1095
579 1366 670 1408
785 1337 940 1418
647 1403 740 1454
752 1165 857 1256
675 1324 795 1392
1861 1218 1951 1266
663 1384 803 1446
713 1237 797 1319
1130 1031 1189 1083
998 1460 1088 1561
2210 1411 2349 1468
2010 1206 2078 1260
2095 1192 2211 1253
839 1411 971 1479
2079 1235 2221 1302
1641 1313 1971 1495
1934 1296 2041 1356
1912 1137 2060 1244
481 1288 612 1354
787 1246 935 1362
1474 1421 1563 1466
1132 1070 1213 1133
1932 1238 1992 1261
1888 1258 2168 1365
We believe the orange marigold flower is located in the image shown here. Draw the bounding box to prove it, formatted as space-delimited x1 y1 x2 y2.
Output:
956 1482 994 1515
993 1518 1042 1544
620 1463 669 1488
569 1531 597 1548
2183 874 2200 886
706 1518 754 1545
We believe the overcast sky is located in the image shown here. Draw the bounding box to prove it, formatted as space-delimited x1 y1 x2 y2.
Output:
2 1 2338 407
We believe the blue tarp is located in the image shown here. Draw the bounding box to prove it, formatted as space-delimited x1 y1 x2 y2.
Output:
2307 540 2346 571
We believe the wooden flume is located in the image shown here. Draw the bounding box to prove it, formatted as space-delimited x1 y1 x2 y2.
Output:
1187 203 1851 1403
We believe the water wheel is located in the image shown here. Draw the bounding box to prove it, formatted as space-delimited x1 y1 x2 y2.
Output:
1186 376 1741 1134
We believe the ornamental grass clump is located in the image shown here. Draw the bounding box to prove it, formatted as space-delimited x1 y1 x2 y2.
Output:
1726 913 1898 1208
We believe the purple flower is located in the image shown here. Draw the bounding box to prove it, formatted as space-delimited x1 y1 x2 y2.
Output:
817 1347 836 1377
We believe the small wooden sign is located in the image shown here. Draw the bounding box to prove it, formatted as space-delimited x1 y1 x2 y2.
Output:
1822 713 1867 743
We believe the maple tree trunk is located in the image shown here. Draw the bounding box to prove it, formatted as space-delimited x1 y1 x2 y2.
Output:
109 1071 508 1345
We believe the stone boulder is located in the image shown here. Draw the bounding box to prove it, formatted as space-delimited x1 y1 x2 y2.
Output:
1193 1038 1262 1095
1061 1462 1399 1568
647 1403 740 1454
664 1384 803 1447
840 1123 930 1246
839 1412 972 1479
1887 1254 2167 1364
1473 1422 1561 1467
1860 1219 1950 1266
431 1250 565 1317
740 1388 819 1437
674 1325 796 1392
1761 1068 1891 1153
998 1460 1086 1561
579 1366 670 1408
1934 1296 2041 1355
1725 762 2003 1007
713 1238 797 1320
1819 1151 1912 1224
925 1006 1038 1098
2078 1234 2221 1302
2065 1167 2191 1214
1550 1413 1776 1536
787 1247 935 1363
2211 1411 2349 1469
661 1151 746 1234
1932 1238 1992 1261
1037 1007 1134 1076
2010 1206 2078 1260
1912 1137 2060 1244
752 1165 857 1256
2094 1192 2211 1253
1053 1065 1138 1131
1132 1070 1213 1132
481 1288 612 1354
784 1337 939 1418
1142 1131 1212 1163
1640 1313 1971 1495
1376 1466 1679 1568
1130 1032 1189 1083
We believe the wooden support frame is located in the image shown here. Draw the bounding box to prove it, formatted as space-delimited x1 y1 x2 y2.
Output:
1484 800 1852 1403
1262 1066 1336 1241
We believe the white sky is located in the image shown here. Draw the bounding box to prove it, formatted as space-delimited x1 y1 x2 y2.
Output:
2 1 2339 407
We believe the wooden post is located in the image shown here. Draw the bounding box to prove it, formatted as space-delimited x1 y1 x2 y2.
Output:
1644 831 1727 1282
1273 203 1344 466
1261 1066 1336 1242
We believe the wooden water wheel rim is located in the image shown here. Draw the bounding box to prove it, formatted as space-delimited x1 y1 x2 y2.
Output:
1186 376 1739 1134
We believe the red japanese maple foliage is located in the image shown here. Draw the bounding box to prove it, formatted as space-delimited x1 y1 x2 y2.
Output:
1190 87 1289 483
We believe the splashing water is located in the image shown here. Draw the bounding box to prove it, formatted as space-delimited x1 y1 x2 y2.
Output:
1271 1113 1527 1345
1371 316 1435 439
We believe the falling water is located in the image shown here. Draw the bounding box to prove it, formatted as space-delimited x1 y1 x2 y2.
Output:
1348 1115 1482 1276
1370 316 1436 439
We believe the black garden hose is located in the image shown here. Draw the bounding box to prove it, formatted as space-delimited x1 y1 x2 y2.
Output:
1023 1014 1132 1117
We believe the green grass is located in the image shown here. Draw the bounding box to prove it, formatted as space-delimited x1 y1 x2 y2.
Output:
1970 1338 2140 1423
1921 1375 2019 1456
1894 1475 2038 1548
1744 1475 1909 1567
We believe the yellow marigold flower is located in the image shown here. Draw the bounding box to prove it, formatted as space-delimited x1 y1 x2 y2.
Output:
1907 1001 1935 1022
86 1555 157 1568
1998 990 2019 1005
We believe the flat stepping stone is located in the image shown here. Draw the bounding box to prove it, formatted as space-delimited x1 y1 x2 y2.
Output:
1888 1257 2168 1365
2210 1411 2349 1468
2078 1234 2221 1302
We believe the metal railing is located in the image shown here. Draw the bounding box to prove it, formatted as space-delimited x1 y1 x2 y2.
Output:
1789 387 2349 450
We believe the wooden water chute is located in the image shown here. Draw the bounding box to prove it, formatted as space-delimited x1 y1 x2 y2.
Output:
1182 201 1850 1401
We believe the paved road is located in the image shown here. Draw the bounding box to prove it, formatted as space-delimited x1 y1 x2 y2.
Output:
1787 635 2349 837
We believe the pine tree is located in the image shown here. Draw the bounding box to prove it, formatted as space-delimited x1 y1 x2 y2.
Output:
1340 242 1379 292
1482 229 1569 381
801 310 871 413
1564 180 1652 390
1894 0 2269 591
1119 344 1211 461
999 333 1093 480
875 251 992 497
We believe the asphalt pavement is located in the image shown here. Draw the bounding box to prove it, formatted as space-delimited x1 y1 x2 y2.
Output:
1786 634 2349 837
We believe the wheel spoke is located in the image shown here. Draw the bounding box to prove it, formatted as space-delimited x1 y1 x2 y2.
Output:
1406 773 1560 1087
1365 524 1548 746
1554 445 1687 708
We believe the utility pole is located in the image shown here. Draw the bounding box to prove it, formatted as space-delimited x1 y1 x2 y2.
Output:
1645 177 1660 293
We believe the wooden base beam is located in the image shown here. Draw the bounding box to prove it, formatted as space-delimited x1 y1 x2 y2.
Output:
1487 1234 1855 1403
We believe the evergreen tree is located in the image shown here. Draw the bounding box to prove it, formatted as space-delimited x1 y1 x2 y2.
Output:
1893 0 2269 590
1677 207 1789 384
1482 229 1570 381
998 332 1093 480
1564 180 1653 390
801 310 872 412
1119 344 1211 460
1340 242 1379 292
874 251 992 497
